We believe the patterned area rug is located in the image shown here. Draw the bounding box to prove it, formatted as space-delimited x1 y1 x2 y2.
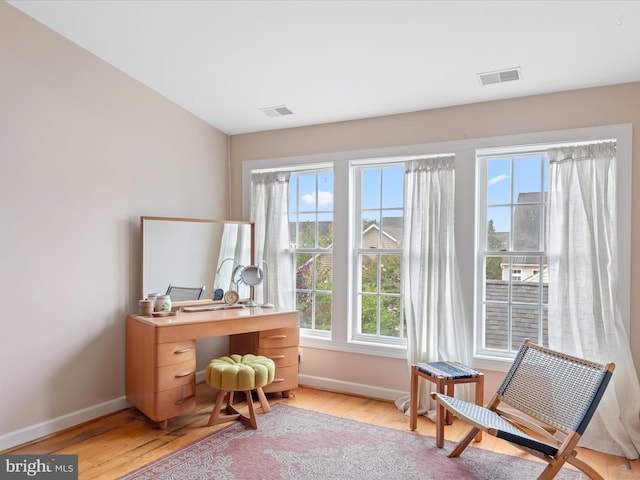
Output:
118 403 586 479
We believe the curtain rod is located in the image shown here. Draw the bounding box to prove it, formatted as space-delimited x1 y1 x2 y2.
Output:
477 138 616 158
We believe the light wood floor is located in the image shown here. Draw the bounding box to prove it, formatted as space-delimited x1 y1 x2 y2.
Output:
4 383 639 479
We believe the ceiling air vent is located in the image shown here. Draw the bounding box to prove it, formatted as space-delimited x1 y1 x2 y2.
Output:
260 105 294 118
477 67 522 86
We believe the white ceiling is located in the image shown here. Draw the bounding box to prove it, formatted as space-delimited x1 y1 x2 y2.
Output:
8 0 640 135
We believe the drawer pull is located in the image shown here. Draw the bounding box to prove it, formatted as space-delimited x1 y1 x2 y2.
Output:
174 370 195 378
264 334 287 340
174 395 195 405
272 377 285 383
174 347 193 354
268 355 286 359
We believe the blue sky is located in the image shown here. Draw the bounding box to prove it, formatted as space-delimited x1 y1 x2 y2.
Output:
487 155 548 233
290 172 333 209
361 166 404 214
287 158 547 233
289 166 405 221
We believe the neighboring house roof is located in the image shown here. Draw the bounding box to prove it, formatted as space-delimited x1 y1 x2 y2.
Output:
362 223 401 248
379 216 403 245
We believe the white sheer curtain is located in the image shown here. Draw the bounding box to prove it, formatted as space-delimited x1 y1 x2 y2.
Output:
250 171 294 309
395 155 469 419
215 223 251 295
547 141 640 459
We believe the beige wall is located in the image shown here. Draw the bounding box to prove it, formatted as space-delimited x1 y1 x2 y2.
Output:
0 3 230 449
230 81 640 400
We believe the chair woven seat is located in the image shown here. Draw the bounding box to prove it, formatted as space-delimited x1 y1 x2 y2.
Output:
435 394 558 456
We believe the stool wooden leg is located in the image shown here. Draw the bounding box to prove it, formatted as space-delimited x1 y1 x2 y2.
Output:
235 391 258 429
226 391 235 413
208 390 229 426
474 374 484 442
445 383 454 425
435 377 445 448
410 367 418 430
208 388 269 430
256 387 271 413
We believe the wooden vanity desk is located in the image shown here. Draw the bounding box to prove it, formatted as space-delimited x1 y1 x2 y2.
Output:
126 306 299 428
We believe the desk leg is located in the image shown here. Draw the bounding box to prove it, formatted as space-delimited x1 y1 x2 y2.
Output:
409 367 418 431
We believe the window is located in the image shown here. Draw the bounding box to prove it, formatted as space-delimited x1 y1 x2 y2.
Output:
477 150 549 356
352 164 405 345
289 169 334 335
244 124 630 365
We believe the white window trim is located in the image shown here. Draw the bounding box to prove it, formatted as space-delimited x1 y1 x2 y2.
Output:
475 151 548 358
242 124 631 368
351 160 407 347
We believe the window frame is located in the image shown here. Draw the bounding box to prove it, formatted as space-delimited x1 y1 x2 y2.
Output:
242 124 631 368
351 161 407 347
288 167 334 338
475 149 550 358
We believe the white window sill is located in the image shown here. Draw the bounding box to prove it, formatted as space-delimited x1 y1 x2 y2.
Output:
301 334 515 373
470 355 513 373
300 335 408 360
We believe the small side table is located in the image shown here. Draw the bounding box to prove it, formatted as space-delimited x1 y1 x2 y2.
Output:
409 361 484 448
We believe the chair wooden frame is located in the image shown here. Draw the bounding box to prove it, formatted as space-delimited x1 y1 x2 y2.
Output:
432 339 614 480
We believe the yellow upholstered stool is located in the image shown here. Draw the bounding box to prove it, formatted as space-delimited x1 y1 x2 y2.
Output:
205 354 275 429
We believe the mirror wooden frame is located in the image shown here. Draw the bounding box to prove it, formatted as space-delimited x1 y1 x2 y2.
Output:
140 216 255 307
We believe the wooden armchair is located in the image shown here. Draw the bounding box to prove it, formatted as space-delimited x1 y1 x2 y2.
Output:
432 339 614 480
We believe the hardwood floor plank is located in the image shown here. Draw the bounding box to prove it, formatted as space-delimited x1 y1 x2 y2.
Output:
3 383 638 480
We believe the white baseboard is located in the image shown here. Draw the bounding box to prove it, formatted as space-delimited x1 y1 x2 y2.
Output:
298 374 407 402
0 396 130 452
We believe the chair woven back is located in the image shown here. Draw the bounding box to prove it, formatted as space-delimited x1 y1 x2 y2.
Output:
166 285 205 302
497 340 613 436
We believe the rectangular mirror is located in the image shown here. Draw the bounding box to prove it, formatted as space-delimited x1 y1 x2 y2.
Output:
141 216 254 305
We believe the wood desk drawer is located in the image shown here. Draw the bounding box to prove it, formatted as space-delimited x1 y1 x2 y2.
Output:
156 341 196 367
263 365 298 393
155 360 196 391
259 346 298 368
259 327 299 348
154 383 196 419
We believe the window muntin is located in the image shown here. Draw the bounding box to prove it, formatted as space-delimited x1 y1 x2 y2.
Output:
479 151 549 355
353 164 406 344
290 170 334 335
